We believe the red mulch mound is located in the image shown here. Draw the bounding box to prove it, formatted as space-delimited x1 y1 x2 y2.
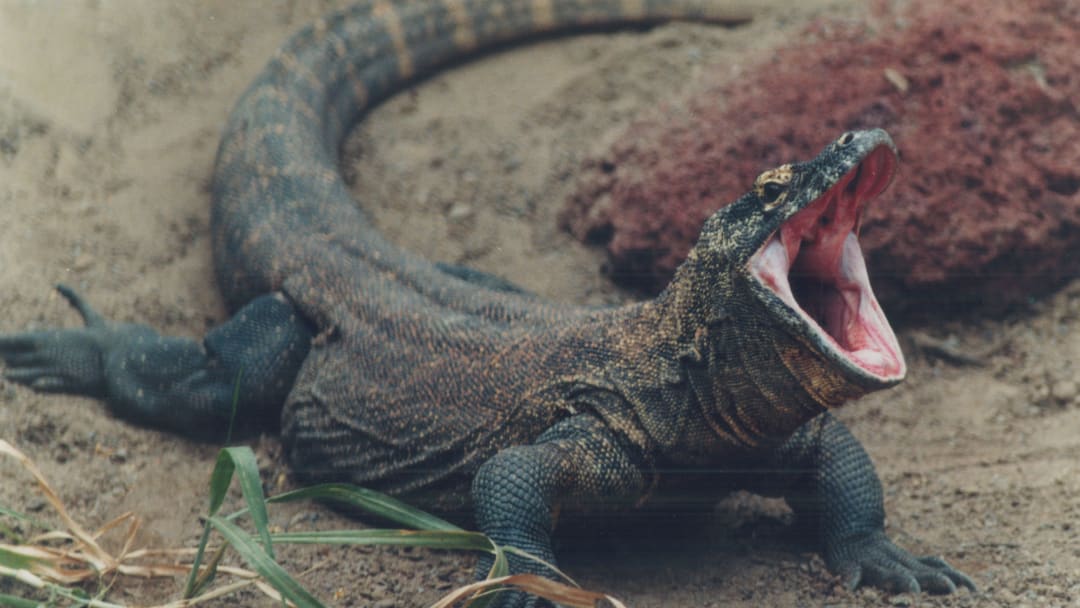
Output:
561 0 1080 316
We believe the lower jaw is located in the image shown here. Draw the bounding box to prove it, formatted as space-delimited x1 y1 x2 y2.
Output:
773 330 900 408
795 302 906 382
790 237 905 381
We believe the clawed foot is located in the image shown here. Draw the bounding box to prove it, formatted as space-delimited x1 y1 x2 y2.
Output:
0 285 131 396
828 531 976 594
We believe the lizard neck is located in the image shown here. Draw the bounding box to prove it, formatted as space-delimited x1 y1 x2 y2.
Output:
625 248 866 462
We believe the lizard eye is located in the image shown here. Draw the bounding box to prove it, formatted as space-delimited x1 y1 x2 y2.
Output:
754 164 794 211
760 181 787 208
837 131 855 146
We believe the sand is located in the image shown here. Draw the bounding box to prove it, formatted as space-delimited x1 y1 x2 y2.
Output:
1 1 1077 606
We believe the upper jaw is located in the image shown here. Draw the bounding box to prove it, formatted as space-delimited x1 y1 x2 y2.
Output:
748 143 906 386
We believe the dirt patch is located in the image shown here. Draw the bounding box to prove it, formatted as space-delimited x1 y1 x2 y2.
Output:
0 1 1077 607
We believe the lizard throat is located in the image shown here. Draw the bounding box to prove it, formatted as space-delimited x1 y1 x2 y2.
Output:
749 146 905 383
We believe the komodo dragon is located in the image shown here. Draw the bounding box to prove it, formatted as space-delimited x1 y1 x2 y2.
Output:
0 1 975 605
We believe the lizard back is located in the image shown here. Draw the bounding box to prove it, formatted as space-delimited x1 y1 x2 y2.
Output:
210 0 739 318
208 0 743 504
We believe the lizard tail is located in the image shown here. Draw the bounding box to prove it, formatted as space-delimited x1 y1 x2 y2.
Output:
209 0 748 310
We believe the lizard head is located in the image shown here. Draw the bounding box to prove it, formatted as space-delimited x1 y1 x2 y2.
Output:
690 128 905 394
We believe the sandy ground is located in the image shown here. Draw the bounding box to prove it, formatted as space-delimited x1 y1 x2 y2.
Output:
1 1 1078 606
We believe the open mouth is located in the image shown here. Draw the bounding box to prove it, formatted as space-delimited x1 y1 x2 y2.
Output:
749 145 905 381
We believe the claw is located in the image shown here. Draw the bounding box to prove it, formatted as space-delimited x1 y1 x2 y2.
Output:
1 348 45 367
55 284 107 328
828 532 975 595
838 562 862 591
0 335 36 353
5 367 49 384
6 366 73 393
919 572 957 595
30 376 68 392
879 571 920 595
0 290 113 397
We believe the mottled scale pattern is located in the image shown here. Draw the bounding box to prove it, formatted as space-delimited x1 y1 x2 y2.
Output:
0 1 977 604
209 0 749 505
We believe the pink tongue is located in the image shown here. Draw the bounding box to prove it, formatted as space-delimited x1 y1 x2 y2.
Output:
781 187 860 276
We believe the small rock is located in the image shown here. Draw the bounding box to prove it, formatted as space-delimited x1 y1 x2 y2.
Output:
857 588 880 602
109 448 128 464
995 587 1018 602
1033 384 1051 402
447 203 473 221
286 510 320 529
883 67 910 93
71 253 95 272
1051 379 1079 402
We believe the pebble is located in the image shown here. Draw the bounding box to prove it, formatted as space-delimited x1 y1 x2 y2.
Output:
1051 379 1078 403
72 253 96 272
1033 383 1051 402
447 203 473 221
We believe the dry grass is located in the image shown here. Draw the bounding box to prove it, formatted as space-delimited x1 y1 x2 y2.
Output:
0 439 625 607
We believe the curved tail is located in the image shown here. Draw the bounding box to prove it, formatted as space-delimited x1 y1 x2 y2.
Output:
209 0 747 311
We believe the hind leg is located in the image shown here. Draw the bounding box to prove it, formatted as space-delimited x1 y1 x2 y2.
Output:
0 285 313 439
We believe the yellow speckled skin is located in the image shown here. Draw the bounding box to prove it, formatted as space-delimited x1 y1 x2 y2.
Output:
1 2 975 602
209 0 755 506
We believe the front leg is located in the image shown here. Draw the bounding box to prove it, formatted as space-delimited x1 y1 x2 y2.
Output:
471 414 647 608
769 412 975 594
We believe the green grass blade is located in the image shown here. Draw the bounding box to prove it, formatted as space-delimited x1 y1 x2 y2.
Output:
225 368 243 445
264 484 462 532
267 529 494 551
182 524 214 599
187 446 276 598
205 449 236 517
490 545 509 578
218 447 274 559
0 547 43 571
0 580 128 608
0 505 47 541
465 544 511 608
184 538 228 599
185 448 239 598
0 592 42 608
208 515 324 608
0 525 21 545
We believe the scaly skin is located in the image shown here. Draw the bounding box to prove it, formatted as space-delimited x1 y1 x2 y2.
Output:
0 1 974 606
